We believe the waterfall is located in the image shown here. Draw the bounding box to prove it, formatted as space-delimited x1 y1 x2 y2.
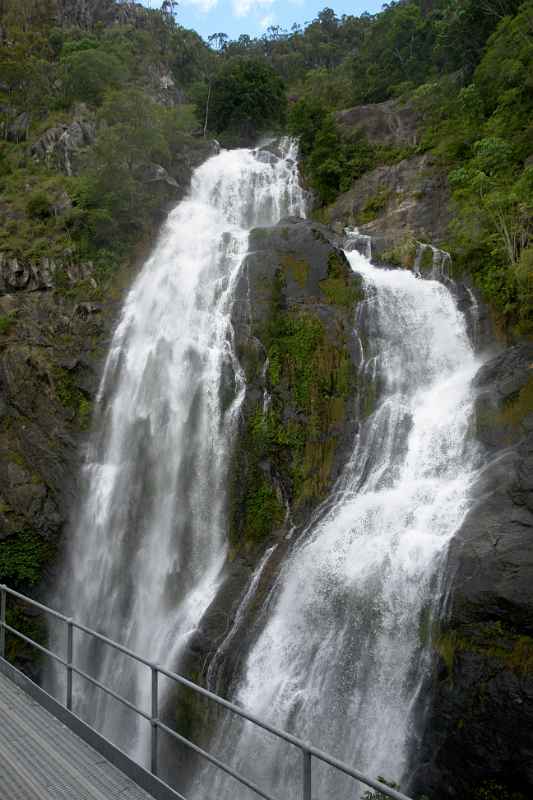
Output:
194 250 482 799
51 140 305 764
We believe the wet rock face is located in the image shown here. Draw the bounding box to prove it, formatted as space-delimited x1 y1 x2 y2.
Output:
328 153 451 248
229 216 363 555
414 342 533 800
336 98 421 149
0 282 114 637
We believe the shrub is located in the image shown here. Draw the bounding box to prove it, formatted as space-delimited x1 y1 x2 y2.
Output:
26 191 52 219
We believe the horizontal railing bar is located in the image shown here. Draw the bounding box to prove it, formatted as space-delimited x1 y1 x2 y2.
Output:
70 663 151 722
2 623 68 667
0 584 414 800
306 745 412 800
157 664 306 749
1 585 69 622
71 620 154 669
156 718 280 800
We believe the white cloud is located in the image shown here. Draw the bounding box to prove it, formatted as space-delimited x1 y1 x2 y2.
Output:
181 0 219 12
259 13 275 29
232 0 274 18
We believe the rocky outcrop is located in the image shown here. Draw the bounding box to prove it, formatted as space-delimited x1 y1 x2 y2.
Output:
3 111 31 143
228 217 364 554
31 116 96 176
413 342 533 800
173 218 366 772
336 98 421 148
327 153 451 250
0 253 96 294
321 98 451 259
134 162 179 189
0 274 118 669
55 0 137 28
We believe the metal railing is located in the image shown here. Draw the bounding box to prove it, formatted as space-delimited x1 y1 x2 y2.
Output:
0 583 414 800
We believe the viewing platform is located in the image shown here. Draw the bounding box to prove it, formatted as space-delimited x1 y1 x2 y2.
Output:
0 584 413 800
0 671 153 800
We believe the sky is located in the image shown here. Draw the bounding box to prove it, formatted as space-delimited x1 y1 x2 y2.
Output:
140 1 385 42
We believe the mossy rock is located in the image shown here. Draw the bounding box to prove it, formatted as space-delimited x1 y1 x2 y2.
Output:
434 622 533 680
229 219 366 553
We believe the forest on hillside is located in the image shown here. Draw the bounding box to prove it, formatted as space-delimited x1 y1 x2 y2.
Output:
0 0 531 331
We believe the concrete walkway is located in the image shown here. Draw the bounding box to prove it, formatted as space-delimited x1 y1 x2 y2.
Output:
0 671 154 800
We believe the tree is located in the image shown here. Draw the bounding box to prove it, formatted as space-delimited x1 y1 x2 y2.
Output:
207 57 286 141
62 48 124 105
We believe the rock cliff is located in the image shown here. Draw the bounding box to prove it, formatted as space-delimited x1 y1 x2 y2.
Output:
412 342 533 799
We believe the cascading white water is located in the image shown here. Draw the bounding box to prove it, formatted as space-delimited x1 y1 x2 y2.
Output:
52 140 305 764
195 249 482 799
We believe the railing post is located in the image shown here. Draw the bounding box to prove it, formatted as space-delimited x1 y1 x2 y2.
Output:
151 665 159 776
66 618 73 710
0 586 6 659
302 747 312 800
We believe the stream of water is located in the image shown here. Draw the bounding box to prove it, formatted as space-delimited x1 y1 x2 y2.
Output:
192 248 482 798
51 141 482 796
52 140 304 764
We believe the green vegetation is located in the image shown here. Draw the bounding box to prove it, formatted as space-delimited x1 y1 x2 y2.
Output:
200 57 286 143
0 0 209 283
192 0 530 332
361 777 401 800
230 256 361 550
469 782 525 800
5 603 47 665
280 254 309 288
1 0 529 329
435 622 533 678
0 315 15 335
0 530 55 589
52 366 92 428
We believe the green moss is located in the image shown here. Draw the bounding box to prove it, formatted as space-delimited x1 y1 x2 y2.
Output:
280 254 310 288
477 376 533 445
7 450 27 469
78 397 92 430
52 367 92 428
243 480 285 544
231 256 363 550
268 314 324 409
381 236 417 269
419 245 435 272
468 781 525 800
358 189 392 224
0 530 55 589
0 315 15 335
418 604 433 648
435 622 533 678
500 376 533 428
320 251 364 309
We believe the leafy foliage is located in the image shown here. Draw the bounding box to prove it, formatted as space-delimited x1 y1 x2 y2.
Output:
207 57 286 142
0 1 209 280
0 531 54 590
62 48 124 105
